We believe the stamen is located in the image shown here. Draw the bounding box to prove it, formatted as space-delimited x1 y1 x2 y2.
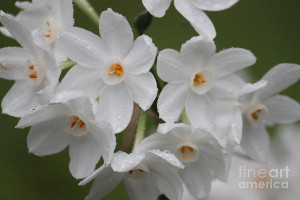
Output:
181 146 195 154
28 65 34 70
251 109 262 120
29 73 37 79
70 116 86 129
46 21 50 26
79 122 86 129
193 73 206 85
108 63 125 77
45 34 51 38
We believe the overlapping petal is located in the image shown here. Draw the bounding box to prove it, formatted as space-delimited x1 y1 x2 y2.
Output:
205 48 256 78
158 83 190 122
100 84 134 133
185 92 215 131
174 0 216 40
58 28 110 68
157 49 189 83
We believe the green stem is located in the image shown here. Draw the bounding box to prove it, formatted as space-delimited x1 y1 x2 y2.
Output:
58 59 77 70
74 0 99 25
133 111 147 150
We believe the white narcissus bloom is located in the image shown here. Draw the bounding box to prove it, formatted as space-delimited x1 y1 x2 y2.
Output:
157 36 256 132
80 149 184 200
0 12 60 117
238 63 300 162
0 0 74 61
142 0 239 40
55 9 158 133
137 123 227 199
16 97 116 179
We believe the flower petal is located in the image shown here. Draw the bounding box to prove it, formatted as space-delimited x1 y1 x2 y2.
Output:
209 74 245 100
238 80 267 97
124 35 157 75
148 149 184 169
1 81 40 117
50 0 74 27
27 117 70 156
0 47 32 80
179 161 212 199
99 84 134 133
124 175 159 200
174 0 216 40
99 9 133 59
0 12 37 54
124 72 157 110
85 166 123 200
157 49 190 83
157 83 189 122
58 28 109 68
151 163 184 200
190 0 239 11
185 92 215 132
205 48 256 78
17 103 69 128
180 36 216 71
89 122 116 165
111 151 145 172
257 63 300 100
142 0 172 17
55 65 105 102
264 95 300 125
240 121 269 162
69 134 102 179
0 27 12 37
194 129 227 180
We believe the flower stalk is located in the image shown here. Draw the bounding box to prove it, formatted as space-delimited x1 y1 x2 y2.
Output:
133 111 147 150
74 0 99 25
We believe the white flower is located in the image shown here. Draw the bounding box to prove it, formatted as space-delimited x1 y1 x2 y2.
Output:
157 36 256 131
142 0 239 40
1 0 74 61
238 63 300 162
80 149 184 200
16 96 116 179
137 123 227 199
55 9 158 133
0 11 60 117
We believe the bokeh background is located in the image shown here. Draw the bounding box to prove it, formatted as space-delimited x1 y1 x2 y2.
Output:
0 0 299 199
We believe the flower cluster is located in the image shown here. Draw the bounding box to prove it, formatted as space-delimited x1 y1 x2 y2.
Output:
0 0 299 200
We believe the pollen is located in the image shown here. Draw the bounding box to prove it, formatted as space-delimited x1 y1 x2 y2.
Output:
28 65 37 79
71 116 86 129
251 109 262 120
181 146 195 154
108 63 125 77
193 73 206 85
45 34 51 38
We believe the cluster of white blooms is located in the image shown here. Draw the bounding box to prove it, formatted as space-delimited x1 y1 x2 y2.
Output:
0 0 300 200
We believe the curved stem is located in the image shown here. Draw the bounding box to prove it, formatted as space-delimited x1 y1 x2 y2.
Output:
133 111 147 150
74 0 99 25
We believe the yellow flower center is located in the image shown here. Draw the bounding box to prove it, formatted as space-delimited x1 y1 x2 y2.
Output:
108 63 125 77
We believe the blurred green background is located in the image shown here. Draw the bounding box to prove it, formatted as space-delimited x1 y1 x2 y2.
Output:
0 0 299 199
